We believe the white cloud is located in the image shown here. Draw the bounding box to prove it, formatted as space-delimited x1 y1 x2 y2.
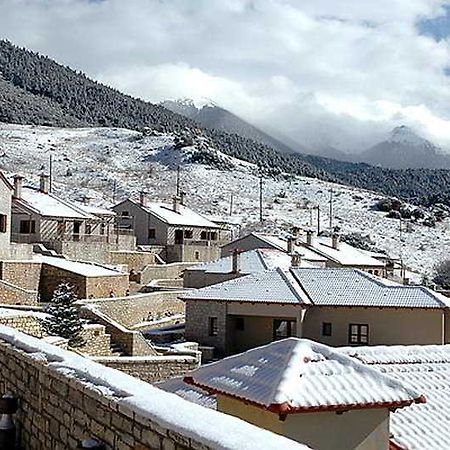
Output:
1 0 450 150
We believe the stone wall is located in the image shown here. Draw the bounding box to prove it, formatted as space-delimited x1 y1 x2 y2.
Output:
0 260 42 291
0 280 39 305
9 243 34 260
0 314 43 337
139 262 194 285
185 300 228 355
79 291 185 328
0 326 302 450
110 250 156 272
79 324 112 357
93 354 199 383
40 264 129 300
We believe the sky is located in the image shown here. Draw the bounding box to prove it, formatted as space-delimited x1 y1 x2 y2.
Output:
1 0 450 151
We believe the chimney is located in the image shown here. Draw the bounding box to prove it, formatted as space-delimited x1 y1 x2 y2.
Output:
291 252 302 268
39 174 50 194
331 234 340 250
82 195 91 205
173 196 181 213
232 249 241 273
13 175 23 199
139 191 147 207
287 237 295 254
306 230 314 246
180 192 185 205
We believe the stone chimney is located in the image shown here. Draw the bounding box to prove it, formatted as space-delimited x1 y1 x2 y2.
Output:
331 234 340 250
291 251 302 268
13 175 23 199
173 196 181 213
287 237 295 254
139 192 147 207
306 230 314 246
39 174 50 194
232 249 241 273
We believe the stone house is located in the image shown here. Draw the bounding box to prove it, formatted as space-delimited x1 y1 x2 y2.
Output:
221 231 386 276
113 194 230 263
182 267 450 355
183 338 424 450
11 175 135 261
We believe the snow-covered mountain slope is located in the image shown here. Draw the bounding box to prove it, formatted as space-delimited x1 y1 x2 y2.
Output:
0 122 448 277
359 125 450 169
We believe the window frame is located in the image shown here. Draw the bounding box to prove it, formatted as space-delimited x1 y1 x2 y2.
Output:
19 219 36 234
348 323 369 345
208 317 218 336
148 228 156 239
322 322 332 337
0 214 7 233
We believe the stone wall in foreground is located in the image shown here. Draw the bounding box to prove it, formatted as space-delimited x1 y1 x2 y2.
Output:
0 326 304 450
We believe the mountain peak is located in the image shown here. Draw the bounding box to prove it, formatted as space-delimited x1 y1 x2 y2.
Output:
389 125 427 146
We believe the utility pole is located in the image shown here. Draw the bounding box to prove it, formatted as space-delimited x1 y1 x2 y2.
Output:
112 180 117 203
229 193 234 216
259 171 263 223
49 154 53 193
176 165 181 197
329 188 333 229
317 205 321 235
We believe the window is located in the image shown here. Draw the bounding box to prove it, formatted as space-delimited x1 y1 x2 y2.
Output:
73 221 82 235
148 228 156 239
210 232 218 241
273 319 296 340
19 220 35 234
208 317 218 336
322 322 332 337
85 224 92 235
0 214 7 233
194 251 200 260
100 223 106 235
235 317 245 331
184 230 193 239
348 324 369 345
121 211 129 217
200 231 207 240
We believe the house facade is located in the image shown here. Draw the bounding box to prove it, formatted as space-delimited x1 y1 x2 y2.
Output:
113 194 230 263
182 268 450 355
0 171 12 259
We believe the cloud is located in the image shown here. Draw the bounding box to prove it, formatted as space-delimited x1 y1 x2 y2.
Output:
1 0 450 151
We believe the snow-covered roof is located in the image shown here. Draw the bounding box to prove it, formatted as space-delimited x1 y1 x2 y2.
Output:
291 268 449 308
75 202 116 217
181 268 310 305
184 267 449 309
298 236 384 267
129 199 220 228
36 256 125 278
185 338 424 414
0 325 311 450
0 307 47 319
15 187 94 219
342 344 450 450
156 377 217 409
188 248 313 274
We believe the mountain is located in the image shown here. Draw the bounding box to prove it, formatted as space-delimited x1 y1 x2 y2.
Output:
3 40 450 207
359 125 450 169
161 98 305 154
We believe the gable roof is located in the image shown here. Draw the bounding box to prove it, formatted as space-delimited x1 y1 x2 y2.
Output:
189 248 313 274
181 267 309 305
291 268 450 309
13 187 93 220
183 267 449 309
298 235 384 267
342 344 450 450
184 338 424 415
118 199 220 228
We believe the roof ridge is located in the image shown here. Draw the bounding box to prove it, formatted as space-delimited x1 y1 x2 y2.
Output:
277 268 309 305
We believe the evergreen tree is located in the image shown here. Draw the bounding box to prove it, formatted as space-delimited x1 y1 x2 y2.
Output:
42 283 85 347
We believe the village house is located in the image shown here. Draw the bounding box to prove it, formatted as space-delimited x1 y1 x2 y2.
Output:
184 247 313 288
11 175 135 262
182 267 450 355
113 193 230 263
182 338 424 450
221 231 387 276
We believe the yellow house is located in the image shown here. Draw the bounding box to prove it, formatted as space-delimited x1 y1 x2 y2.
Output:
184 338 425 450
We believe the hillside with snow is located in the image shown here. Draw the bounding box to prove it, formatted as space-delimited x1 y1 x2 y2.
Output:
0 122 448 278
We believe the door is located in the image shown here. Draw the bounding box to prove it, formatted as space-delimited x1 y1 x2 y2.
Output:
174 229 184 244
